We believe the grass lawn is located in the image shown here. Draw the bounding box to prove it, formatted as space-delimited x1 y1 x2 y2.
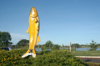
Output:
72 50 100 56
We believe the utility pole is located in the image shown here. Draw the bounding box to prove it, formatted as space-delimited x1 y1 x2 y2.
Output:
70 42 71 52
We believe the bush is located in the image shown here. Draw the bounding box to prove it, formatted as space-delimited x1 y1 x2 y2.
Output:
0 49 99 66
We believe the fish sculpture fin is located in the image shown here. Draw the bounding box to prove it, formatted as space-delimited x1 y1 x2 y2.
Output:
36 36 40 44
26 28 29 33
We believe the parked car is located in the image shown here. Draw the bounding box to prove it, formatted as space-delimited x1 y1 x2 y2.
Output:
0 47 11 51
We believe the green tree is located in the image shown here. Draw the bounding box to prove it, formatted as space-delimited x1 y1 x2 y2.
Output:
89 40 97 51
0 31 12 47
41 45 46 51
11 45 17 49
62 44 64 49
52 44 60 50
96 44 100 47
45 40 53 49
71 43 79 48
17 39 29 48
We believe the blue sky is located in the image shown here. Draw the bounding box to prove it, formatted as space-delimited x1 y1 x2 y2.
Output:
0 0 100 46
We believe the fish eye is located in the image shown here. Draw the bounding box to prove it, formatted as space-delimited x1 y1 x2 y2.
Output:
35 21 38 23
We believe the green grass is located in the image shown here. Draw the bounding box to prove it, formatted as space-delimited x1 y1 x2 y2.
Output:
72 50 100 56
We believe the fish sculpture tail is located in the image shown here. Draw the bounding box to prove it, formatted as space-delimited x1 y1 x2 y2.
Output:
22 49 36 58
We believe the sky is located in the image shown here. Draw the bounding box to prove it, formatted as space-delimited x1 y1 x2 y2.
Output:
0 0 100 46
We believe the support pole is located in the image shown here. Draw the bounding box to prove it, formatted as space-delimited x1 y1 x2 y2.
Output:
70 42 71 52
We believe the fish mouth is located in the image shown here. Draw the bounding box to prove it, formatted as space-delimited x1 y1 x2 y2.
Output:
31 15 38 18
31 17 35 18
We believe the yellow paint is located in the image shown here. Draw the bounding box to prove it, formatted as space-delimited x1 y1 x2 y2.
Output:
22 7 40 58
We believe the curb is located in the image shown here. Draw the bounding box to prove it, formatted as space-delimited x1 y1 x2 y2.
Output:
75 56 100 58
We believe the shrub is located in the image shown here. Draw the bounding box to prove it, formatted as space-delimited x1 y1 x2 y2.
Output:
0 49 99 66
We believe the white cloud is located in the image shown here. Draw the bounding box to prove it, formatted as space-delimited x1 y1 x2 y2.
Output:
11 33 29 44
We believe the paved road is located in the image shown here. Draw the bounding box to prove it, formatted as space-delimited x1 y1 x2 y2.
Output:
81 58 100 63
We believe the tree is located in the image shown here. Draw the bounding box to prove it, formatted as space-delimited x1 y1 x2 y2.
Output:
89 40 97 51
52 44 60 50
0 31 12 47
96 44 100 47
11 45 17 49
17 39 29 48
44 40 53 49
41 45 46 51
71 43 79 48
62 44 64 49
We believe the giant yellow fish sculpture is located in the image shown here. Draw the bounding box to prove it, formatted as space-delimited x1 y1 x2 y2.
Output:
22 7 40 58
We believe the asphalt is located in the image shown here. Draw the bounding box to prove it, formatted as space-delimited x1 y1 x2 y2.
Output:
81 58 100 63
